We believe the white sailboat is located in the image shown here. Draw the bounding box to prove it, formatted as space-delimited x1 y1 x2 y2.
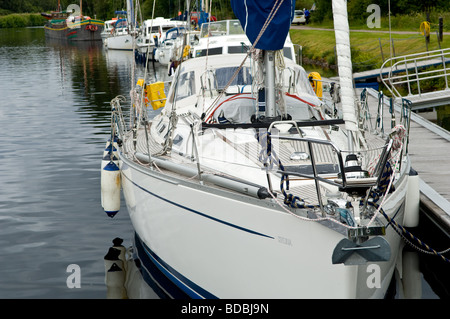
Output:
103 1 136 51
101 0 420 298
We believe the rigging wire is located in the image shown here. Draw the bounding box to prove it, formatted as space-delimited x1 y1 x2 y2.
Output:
203 0 286 119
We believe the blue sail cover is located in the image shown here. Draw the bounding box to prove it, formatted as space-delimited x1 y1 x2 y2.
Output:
231 0 295 50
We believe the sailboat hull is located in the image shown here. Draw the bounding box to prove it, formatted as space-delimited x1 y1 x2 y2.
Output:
104 34 134 50
120 154 408 299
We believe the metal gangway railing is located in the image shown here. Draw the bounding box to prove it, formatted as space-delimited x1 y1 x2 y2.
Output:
380 48 450 110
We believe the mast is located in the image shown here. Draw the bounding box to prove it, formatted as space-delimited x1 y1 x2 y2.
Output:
127 0 134 27
332 0 358 150
231 0 295 121
264 51 277 118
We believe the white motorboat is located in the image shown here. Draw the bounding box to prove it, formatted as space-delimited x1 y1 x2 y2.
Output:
191 19 297 62
135 17 185 60
101 0 421 298
153 26 190 66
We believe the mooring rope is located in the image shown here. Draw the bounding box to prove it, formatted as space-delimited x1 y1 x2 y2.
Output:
370 200 450 263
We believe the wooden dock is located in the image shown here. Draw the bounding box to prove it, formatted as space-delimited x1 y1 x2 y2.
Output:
363 88 450 234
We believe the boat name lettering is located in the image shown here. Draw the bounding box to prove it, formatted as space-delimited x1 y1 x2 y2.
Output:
277 236 293 246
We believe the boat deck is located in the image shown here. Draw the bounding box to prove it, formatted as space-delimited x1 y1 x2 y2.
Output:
122 108 395 211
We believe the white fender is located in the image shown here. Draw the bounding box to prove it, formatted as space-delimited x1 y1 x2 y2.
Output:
101 137 119 208
112 238 127 272
402 250 422 299
404 168 420 227
104 247 127 299
101 161 121 217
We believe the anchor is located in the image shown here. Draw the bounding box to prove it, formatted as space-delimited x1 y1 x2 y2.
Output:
332 236 391 265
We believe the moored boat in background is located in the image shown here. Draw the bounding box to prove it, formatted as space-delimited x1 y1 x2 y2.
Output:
135 17 184 62
42 1 103 41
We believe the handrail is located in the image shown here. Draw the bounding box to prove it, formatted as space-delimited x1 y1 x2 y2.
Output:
271 135 391 189
380 48 450 99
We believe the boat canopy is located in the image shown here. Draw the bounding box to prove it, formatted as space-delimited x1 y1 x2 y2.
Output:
165 26 186 39
114 18 127 28
231 0 295 50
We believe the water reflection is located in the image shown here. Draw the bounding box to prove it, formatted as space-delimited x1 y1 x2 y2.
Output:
0 27 135 298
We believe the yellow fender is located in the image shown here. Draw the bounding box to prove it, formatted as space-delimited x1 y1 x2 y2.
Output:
183 45 191 59
420 21 430 37
308 72 323 98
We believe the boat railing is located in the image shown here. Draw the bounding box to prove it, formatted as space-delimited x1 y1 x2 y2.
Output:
269 131 392 211
380 47 450 99
111 95 128 139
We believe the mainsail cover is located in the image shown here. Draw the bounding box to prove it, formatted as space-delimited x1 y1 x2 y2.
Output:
332 0 358 132
231 0 295 51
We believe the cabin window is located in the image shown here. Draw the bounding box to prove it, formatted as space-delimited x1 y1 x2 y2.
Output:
196 47 223 57
283 47 292 60
215 67 252 91
228 45 247 54
147 26 160 33
174 71 196 101
229 21 245 35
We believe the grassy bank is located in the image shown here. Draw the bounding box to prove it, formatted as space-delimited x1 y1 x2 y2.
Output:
290 28 450 74
0 13 45 28
309 10 450 32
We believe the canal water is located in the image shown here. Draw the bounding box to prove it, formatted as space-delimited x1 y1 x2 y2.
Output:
0 27 448 299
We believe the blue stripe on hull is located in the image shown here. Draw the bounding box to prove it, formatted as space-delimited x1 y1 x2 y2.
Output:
123 164 275 299
122 171 274 239
134 232 218 299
